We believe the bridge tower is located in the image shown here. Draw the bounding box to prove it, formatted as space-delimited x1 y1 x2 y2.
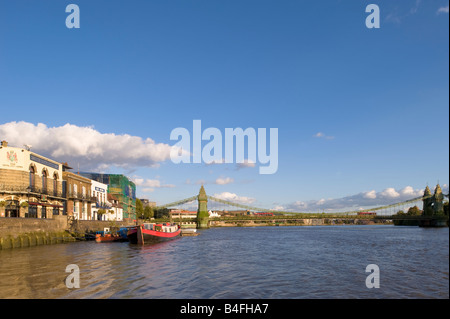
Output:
423 186 433 216
197 185 209 229
422 184 444 216
433 184 444 214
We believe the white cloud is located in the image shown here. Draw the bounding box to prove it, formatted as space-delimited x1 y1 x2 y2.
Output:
236 159 256 169
0 121 175 171
399 186 423 197
379 188 400 198
215 177 234 185
213 192 256 204
437 5 449 14
280 185 442 213
316 199 326 205
205 158 225 165
363 190 377 199
410 0 421 14
385 0 422 24
132 177 175 189
314 132 334 140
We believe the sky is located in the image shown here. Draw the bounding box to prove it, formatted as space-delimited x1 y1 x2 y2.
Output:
0 0 448 212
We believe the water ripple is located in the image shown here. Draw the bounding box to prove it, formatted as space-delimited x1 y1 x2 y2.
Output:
0 226 448 299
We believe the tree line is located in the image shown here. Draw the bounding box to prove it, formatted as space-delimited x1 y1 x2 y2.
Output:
135 198 170 220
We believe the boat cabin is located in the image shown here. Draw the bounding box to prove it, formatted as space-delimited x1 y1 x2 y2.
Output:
143 222 179 233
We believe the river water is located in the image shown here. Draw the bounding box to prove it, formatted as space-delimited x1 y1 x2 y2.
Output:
0 225 448 299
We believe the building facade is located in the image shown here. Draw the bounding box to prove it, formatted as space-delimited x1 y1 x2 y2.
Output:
80 173 136 221
90 179 110 220
62 167 94 220
107 193 123 221
0 141 64 218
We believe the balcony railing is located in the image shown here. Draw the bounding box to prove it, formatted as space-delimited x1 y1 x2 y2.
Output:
66 191 96 202
0 184 65 198
95 202 112 209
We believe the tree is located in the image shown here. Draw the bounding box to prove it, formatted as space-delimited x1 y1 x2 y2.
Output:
406 205 421 216
144 206 154 220
136 198 144 219
154 208 169 219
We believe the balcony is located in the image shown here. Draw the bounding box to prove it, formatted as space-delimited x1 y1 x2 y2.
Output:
0 185 65 198
95 202 112 209
66 191 95 202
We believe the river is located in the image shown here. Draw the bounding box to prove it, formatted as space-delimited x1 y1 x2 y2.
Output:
0 225 448 299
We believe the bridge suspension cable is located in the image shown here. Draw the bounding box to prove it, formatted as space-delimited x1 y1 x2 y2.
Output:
155 195 198 209
155 193 449 215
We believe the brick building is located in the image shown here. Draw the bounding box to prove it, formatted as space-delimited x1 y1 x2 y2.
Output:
62 164 94 220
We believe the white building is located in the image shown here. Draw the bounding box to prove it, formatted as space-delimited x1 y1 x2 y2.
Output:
209 210 221 218
90 180 109 220
106 193 123 221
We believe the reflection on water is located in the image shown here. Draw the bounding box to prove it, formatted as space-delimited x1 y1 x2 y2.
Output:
0 225 448 299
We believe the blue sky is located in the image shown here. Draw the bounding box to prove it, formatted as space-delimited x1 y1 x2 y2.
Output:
0 0 448 212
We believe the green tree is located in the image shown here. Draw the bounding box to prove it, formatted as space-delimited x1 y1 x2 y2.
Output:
406 205 421 216
136 198 144 219
144 206 154 220
154 208 169 219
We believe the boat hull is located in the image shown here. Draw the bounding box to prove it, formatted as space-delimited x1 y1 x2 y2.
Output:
128 225 181 244
95 234 122 243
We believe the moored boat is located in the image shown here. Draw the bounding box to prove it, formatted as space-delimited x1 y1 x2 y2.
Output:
181 228 198 236
128 222 181 244
95 232 122 243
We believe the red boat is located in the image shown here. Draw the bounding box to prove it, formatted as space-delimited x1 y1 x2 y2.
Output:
127 222 181 244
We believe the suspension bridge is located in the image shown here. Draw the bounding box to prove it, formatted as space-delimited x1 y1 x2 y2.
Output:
154 184 449 228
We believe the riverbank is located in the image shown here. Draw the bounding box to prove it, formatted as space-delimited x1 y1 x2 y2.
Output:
0 216 397 249
209 218 391 227
0 216 135 249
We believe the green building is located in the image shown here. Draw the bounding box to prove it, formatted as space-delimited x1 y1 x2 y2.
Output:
80 173 136 221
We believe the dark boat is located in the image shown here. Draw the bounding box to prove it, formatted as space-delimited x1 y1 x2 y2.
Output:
128 222 181 244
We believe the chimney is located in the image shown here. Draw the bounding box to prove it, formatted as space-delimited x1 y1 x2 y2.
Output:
1 140 8 147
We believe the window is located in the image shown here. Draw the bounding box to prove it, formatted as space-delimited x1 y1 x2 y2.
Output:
28 205 37 218
29 166 35 189
42 170 48 193
53 173 58 196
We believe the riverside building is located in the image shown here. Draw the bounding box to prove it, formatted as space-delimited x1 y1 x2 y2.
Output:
79 173 136 222
0 141 65 218
90 179 110 220
62 164 94 220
